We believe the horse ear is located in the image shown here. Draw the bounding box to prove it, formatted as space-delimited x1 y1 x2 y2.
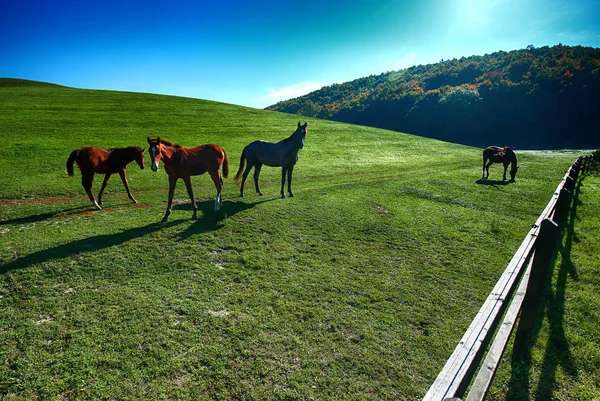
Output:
141 147 146 153
298 122 301 128
303 122 307 129
147 136 151 144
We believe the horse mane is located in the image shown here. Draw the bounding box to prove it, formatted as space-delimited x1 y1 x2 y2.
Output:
107 146 143 152
148 137 182 148
503 146 516 159
282 124 306 145
105 146 143 157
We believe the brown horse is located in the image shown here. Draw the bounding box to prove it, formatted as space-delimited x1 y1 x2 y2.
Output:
66 146 145 210
147 137 229 222
482 146 518 181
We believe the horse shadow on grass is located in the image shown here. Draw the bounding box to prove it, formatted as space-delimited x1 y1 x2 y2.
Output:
0 206 91 226
174 197 275 241
0 221 169 275
1 198 275 275
507 176 582 400
475 178 513 187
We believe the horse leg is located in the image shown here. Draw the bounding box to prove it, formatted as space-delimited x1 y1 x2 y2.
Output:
208 169 223 211
482 157 487 179
82 172 101 210
280 167 287 199
287 165 295 197
182 176 198 220
98 174 111 205
239 163 253 197
484 161 493 179
162 176 178 223
118 170 137 203
253 164 263 196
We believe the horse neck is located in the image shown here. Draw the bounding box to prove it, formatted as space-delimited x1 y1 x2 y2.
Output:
283 130 303 150
109 147 136 164
505 148 516 162
158 143 179 163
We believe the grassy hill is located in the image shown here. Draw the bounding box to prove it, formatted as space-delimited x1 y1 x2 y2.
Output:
1 79 598 400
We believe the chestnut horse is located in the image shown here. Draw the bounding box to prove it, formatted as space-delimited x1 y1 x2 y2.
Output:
66 146 145 210
147 137 229 222
234 122 307 198
482 146 518 181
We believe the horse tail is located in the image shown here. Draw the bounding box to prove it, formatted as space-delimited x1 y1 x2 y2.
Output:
66 149 80 176
221 149 229 179
233 147 247 181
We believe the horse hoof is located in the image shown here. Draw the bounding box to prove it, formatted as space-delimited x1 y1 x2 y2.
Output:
289 193 294 198
239 193 244 198
258 192 264 196
132 199 138 204
281 194 286 199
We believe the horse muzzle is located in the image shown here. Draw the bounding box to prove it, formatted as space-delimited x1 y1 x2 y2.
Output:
151 163 159 172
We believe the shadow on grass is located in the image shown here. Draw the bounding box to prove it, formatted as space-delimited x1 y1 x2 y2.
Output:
475 178 513 186
2 197 277 275
0 206 91 226
174 197 276 240
507 176 582 400
0 221 171 275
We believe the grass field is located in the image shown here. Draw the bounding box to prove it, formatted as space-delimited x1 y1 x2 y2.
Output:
1 79 598 400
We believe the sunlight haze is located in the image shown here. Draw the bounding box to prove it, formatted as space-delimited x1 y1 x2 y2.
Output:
2 0 599 108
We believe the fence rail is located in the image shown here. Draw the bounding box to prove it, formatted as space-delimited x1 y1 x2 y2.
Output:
423 153 596 401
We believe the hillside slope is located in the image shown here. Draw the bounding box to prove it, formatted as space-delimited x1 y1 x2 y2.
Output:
1 80 597 400
267 45 600 149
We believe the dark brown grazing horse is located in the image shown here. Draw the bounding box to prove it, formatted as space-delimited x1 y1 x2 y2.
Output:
66 146 145 210
482 146 518 181
147 137 229 222
234 122 307 198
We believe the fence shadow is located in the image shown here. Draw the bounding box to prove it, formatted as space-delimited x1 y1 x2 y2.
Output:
508 175 583 400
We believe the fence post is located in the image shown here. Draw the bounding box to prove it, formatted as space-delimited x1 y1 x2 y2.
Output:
553 188 572 228
564 174 575 192
585 155 592 172
569 167 578 182
514 218 559 349
580 156 588 174
584 155 593 173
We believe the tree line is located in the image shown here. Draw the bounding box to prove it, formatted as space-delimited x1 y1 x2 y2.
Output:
266 45 600 149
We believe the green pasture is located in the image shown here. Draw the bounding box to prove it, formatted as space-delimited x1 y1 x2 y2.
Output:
1 79 598 400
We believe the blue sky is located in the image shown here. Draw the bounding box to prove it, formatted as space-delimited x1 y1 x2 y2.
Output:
2 0 600 108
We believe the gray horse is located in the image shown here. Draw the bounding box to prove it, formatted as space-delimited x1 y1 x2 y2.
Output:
234 122 307 198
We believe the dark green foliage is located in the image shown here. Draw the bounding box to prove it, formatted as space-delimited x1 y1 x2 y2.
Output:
267 45 600 149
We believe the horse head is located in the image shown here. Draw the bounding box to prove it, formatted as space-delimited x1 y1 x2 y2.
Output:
135 147 146 170
147 137 162 172
295 122 307 149
510 163 519 181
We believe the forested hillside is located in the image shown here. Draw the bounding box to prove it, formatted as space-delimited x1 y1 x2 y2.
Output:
267 45 600 149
